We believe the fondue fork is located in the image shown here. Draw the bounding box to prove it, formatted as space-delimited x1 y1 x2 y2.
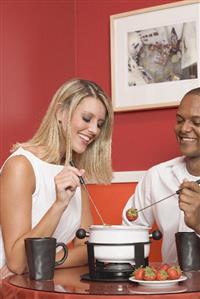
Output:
69 160 106 225
137 179 200 213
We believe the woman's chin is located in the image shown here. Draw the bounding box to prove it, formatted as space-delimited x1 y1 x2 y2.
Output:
73 145 88 154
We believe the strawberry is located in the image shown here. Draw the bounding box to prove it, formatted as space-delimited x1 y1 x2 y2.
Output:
156 269 169 281
167 266 182 280
160 263 170 271
126 208 138 221
143 266 157 281
174 265 182 276
134 266 145 280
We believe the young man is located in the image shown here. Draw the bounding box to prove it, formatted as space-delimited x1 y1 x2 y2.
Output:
123 88 200 264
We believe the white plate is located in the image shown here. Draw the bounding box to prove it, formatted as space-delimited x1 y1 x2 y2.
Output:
129 285 188 295
129 275 187 287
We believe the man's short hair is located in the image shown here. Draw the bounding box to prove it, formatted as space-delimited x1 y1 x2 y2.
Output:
185 87 200 97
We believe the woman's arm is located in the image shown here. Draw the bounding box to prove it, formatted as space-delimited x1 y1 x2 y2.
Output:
0 265 13 279
0 156 82 274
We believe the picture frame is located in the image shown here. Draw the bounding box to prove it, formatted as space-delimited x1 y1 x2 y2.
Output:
110 0 200 112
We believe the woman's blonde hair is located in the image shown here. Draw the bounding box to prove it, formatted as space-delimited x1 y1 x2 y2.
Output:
13 78 113 184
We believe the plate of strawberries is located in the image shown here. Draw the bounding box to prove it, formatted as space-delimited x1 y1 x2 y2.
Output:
129 264 187 287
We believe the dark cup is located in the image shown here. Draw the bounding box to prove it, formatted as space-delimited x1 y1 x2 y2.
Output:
25 237 68 280
175 232 200 271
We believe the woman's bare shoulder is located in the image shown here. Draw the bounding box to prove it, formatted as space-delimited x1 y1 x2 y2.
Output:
2 155 33 174
0 155 36 199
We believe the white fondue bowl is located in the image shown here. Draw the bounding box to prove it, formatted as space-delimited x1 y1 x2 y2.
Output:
87 224 151 264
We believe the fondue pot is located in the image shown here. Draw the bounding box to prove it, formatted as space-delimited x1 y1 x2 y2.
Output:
76 224 162 264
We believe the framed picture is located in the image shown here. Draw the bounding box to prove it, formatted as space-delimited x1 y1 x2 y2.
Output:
110 0 200 112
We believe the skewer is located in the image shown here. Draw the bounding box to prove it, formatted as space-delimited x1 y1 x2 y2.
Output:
69 160 106 225
137 179 200 213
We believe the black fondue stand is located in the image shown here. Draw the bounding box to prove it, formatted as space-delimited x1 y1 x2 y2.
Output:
76 228 162 282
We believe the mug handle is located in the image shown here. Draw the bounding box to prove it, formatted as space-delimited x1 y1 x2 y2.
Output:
55 242 68 266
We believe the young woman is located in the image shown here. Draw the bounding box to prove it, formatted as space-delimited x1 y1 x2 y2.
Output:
0 78 113 277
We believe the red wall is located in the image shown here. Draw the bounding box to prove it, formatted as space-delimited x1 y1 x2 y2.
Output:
1 0 182 170
0 0 75 165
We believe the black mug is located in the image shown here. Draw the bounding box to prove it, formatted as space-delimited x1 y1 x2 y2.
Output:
175 232 200 271
25 237 68 280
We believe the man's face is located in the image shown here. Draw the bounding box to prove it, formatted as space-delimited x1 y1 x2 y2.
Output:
175 94 200 158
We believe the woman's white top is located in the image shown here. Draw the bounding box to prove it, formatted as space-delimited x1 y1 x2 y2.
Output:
0 148 82 268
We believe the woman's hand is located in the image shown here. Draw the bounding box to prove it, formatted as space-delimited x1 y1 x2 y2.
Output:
54 165 85 207
179 180 200 234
